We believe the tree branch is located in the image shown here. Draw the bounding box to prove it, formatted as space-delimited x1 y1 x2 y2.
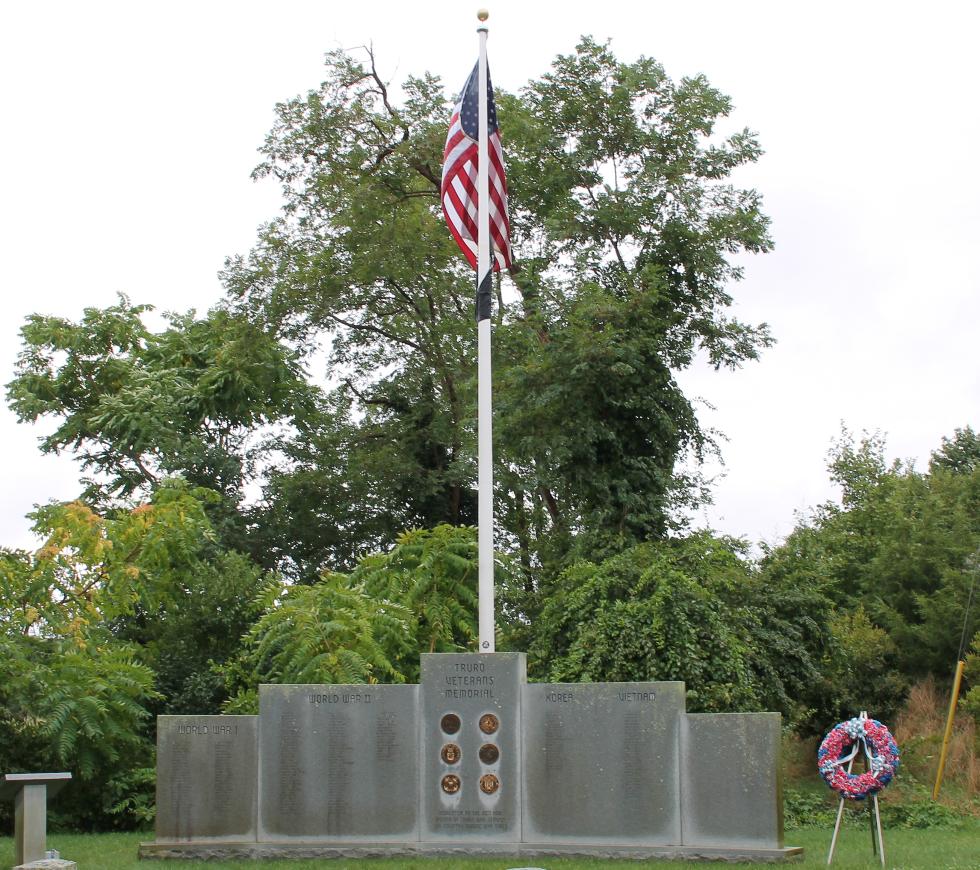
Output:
540 485 562 527
325 312 421 351
365 45 399 120
585 185 632 282
411 161 440 188
342 379 409 412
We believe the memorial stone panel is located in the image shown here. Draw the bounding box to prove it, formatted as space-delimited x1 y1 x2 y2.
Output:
681 713 783 848
420 653 525 842
522 682 684 844
258 684 419 841
155 715 257 842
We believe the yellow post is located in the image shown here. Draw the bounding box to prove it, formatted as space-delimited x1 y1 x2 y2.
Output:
932 659 966 800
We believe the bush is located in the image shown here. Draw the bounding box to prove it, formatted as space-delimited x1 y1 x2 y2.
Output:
784 787 838 829
784 787 966 831
884 799 963 830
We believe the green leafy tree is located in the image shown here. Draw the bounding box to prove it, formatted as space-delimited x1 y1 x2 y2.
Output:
13 481 222 637
0 481 275 829
112 549 271 717
249 390 440 578
222 37 773 584
356 525 480 672
822 430 979 677
225 524 482 705
224 572 408 713
930 426 980 475
0 623 157 831
963 630 980 720
759 427 980 726
6 298 310 554
527 532 824 713
819 606 907 723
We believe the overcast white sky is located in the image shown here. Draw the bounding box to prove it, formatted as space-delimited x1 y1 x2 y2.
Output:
1 1 977 553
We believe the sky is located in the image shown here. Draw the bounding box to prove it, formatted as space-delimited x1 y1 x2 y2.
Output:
1 0 977 553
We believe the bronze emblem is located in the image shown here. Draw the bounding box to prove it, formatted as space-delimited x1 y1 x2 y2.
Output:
441 743 461 764
440 713 461 735
478 713 499 734
479 773 500 794
441 774 461 794
478 743 499 764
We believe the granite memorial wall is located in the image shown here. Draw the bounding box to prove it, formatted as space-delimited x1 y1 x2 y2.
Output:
143 653 801 861
155 715 257 842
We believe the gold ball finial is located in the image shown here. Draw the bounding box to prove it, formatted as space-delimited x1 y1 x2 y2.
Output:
477 8 489 21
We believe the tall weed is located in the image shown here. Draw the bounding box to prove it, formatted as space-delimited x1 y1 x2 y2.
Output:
895 677 978 796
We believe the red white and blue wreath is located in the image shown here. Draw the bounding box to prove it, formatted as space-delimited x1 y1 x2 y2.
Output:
817 716 900 800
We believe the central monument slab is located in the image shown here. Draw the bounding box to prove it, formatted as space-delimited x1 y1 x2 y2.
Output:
420 652 524 843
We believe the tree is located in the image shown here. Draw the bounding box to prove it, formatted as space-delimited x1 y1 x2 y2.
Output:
223 568 407 713
221 37 773 584
112 548 271 717
14 481 224 637
0 622 157 831
249 389 461 578
759 428 980 725
963 630 980 720
526 532 826 715
223 571 407 714
6 298 310 554
357 525 481 670
0 480 277 829
930 425 980 475
224 524 483 706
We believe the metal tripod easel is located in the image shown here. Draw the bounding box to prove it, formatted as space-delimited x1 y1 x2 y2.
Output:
826 712 885 867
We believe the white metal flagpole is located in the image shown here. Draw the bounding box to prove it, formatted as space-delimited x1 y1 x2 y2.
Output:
476 9 494 652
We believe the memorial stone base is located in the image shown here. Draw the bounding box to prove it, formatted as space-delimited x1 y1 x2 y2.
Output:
14 860 78 870
140 653 802 862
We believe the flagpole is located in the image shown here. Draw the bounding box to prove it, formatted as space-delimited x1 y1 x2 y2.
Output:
476 9 494 652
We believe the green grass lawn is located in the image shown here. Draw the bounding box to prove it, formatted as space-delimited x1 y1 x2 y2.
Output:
2 824 978 870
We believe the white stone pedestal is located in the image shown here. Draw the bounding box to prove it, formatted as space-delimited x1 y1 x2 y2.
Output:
0 773 72 867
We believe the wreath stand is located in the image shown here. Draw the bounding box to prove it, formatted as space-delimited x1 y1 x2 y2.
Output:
826 712 886 867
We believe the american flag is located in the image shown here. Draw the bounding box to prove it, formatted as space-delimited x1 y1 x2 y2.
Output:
441 62 513 276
